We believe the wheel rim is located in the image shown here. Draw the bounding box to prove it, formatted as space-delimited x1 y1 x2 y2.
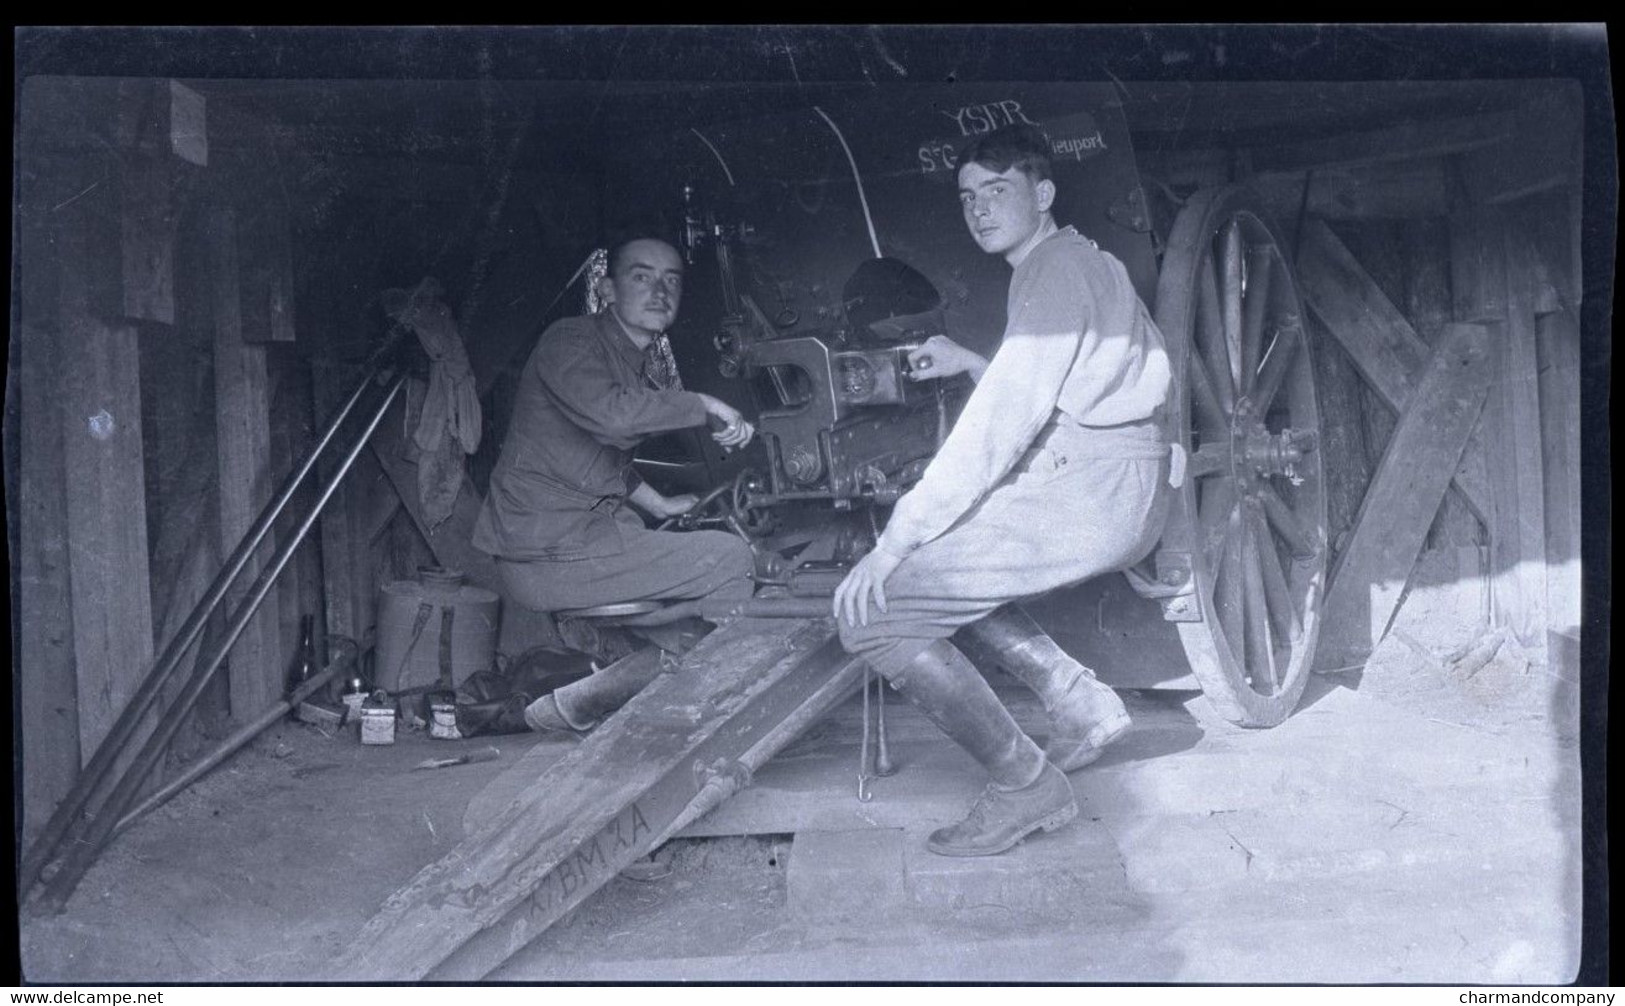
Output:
1153 186 1329 726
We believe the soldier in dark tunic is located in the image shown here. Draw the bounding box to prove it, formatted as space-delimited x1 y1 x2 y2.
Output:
472 237 757 732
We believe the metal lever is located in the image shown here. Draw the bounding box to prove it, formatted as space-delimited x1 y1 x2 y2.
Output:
858 667 874 801
874 674 895 777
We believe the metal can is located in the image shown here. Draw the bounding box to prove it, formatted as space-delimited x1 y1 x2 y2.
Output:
428 694 461 741
360 693 397 745
341 689 367 725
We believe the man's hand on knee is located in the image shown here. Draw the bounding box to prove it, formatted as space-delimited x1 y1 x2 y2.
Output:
833 544 905 627
629 482 698 521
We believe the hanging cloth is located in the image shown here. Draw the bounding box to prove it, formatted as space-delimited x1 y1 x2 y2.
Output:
383 277 483 529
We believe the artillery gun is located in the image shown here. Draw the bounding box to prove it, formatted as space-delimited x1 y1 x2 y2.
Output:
603 86 1329 729
341 81 1338 979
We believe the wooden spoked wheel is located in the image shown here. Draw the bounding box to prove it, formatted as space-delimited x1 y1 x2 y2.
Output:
1152 186 1329 727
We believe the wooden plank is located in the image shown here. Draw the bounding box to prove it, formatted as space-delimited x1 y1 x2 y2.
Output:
1253 158 1450 222
1251 108 1517 175
207 207 285 720
1297 218 1492 523
334 618 860 981
1317 323 1494 671
1483 226 1550 655
57 209 157 759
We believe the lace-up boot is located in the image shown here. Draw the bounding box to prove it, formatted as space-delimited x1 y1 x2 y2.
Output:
958 605 1131 771
886 640 1078 856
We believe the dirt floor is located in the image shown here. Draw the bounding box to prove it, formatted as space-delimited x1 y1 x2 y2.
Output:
14 600 1589 984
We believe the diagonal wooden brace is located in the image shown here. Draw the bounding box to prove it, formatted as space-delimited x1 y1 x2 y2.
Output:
1315 323 1493 670
1296 218 1492 524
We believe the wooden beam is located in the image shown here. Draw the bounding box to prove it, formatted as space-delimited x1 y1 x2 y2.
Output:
1251 107 1517 175
1509 191 1583 315
57 209 157 758
311 363 369 649
1327 222 1406 475
1253 158 1450 222
1317 323 1494 670
1297 218 1492 523
15 320 82 842
14 151 82 838
1537 308 1582 641
207 207 285 720
268 352 320 675
1481 220 1550 656
1448 164 1509 323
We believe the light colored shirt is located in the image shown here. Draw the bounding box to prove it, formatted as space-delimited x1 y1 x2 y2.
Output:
877 225 1171 556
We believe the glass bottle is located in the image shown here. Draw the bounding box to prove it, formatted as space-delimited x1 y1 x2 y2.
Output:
285 615 317 717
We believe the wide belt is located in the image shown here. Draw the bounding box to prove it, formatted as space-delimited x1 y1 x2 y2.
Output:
1034 411 1187 488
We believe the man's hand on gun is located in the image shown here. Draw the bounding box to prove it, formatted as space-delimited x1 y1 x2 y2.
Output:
630 483 700 521
906 334 989 384
698 393 756 449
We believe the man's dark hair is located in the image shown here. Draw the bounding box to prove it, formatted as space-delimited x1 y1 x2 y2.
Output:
608 235 683 275
956 124 1054 183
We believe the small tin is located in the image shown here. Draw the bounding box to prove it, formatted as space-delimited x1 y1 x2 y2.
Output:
428 692 461 741
340 689 366 725
360 691 397 745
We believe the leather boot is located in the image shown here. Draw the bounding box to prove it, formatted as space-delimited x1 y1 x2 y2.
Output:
523 646 669 734
887 640 1078 857
958 605 1131 772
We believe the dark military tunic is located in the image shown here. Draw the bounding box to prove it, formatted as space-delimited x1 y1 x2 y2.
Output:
473 311 752 613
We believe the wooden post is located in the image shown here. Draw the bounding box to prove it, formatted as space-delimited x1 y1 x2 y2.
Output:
1318 324 1494 670
312 361 368 648
1536 307 1581 647
14 136 84 837
56 210 157 758
118 152 177 325
208 207 285 720
15 318 82 838
269 353 315 675
1452 197 1551 658
238 200 298 344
